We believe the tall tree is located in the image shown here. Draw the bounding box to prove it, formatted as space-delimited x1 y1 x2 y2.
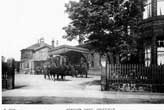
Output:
63 0 145 64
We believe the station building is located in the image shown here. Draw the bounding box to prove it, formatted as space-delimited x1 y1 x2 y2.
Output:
20 38 101 75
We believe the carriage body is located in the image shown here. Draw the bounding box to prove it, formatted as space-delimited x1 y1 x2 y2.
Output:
41 55 89 79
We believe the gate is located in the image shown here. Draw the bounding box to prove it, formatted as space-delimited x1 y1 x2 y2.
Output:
2 58 15 89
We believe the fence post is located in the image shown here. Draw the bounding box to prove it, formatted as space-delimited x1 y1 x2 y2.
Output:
2 61 7 89
7 58 15 89
100 56 107 91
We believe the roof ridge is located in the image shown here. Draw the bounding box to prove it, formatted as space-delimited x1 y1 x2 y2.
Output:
24 42 52 50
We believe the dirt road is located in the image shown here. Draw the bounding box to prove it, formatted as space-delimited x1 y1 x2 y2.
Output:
2 74 164 104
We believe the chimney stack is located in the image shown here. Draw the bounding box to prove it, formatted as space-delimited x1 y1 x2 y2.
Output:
52 40 55 48
40 38 44 44
56 40 59 46
38 39 40 44
38 37 44 46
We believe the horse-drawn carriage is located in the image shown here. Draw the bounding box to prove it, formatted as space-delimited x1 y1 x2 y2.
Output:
42 55 89 81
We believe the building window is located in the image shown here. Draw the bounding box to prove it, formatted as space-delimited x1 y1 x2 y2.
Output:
157 0 164 16
143 0 164 19
157 40 164 65
24 62 29 68
145 47 151 66
158 47 164 65
143 0 152 19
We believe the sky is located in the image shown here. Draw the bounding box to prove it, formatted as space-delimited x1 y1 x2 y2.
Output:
0 0 78 61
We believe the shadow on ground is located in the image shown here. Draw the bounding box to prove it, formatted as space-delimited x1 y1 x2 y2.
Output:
2 85 28 92
80 80 101 86
3 96 164 104
55 79 71 81
14 85 28 89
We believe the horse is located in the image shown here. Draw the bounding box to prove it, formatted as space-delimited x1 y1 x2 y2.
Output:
75 62 88 78
47 63 67 80
43 64 51 80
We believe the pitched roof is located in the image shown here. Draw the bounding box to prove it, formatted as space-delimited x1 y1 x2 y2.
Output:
22 42 52 51
26 43 40 50
49 45 89 56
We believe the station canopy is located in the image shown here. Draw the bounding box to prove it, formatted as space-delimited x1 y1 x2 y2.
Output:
49 45 89 57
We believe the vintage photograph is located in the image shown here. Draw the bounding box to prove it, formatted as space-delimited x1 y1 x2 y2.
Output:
1 0 164 104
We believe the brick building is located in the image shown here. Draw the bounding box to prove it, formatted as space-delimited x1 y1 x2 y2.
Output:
141 0 164 66
20 38 53 74
20 37 101 75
